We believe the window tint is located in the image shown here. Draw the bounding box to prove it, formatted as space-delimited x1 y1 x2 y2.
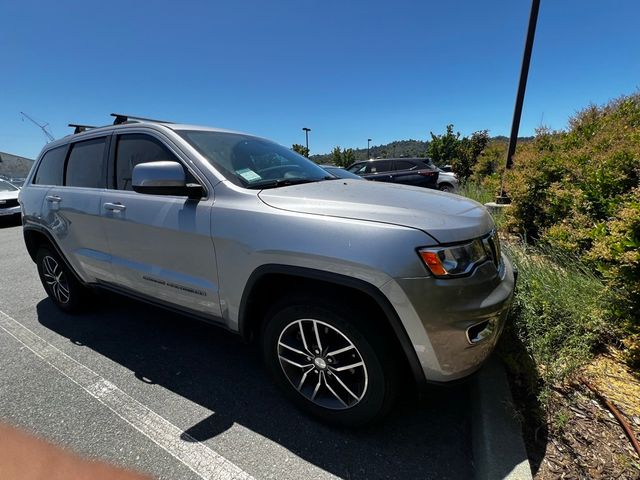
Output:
347 163 365 173
65 138 107 188
116 134 178 190
33 146 67 186
368 160 393 173
395 160 417 171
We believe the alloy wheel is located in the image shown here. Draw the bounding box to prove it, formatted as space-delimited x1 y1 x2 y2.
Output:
42 255 70 304
277 319 368 410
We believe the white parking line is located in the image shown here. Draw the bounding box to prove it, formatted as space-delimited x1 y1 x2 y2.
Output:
0 309 255 480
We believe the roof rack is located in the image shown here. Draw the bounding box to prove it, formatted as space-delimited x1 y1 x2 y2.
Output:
110 113 174 125
68 123 98 134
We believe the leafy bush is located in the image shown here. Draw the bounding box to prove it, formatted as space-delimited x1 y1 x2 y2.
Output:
503 94 640 363
504 242 613 384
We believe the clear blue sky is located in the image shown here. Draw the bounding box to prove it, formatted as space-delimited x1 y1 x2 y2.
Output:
1 0 638 159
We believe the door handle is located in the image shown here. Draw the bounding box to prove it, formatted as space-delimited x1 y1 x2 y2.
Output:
45 195 61 203
103 202 126 212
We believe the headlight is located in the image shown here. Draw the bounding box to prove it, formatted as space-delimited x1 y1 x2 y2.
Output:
418 239 488 277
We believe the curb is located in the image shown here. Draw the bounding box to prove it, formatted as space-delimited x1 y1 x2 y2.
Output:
471 356 532 480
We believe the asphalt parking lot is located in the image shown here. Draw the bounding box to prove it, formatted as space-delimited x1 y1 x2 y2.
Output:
0 220 474 479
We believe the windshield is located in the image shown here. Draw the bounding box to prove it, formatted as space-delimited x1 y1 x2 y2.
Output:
178 130 331 189
0 179 18 192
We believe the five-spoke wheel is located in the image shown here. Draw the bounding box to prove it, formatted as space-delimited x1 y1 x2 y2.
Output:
277 319 368 410
41 255 70 304
263 299 398 426
36 246 92 313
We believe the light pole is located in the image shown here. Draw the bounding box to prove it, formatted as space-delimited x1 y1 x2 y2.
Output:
498 0 540 203
302 127 311 154
367 138 372 159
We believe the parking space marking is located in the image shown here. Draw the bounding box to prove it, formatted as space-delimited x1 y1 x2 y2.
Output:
0 309 255 480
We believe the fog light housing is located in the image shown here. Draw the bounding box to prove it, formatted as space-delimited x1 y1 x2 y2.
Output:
466 318 497 344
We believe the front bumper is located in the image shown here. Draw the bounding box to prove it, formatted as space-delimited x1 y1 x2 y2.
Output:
381 252 515 383
0 205 21 217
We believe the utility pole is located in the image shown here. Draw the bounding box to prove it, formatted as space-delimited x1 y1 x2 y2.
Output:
367 138 372 159
302 127 311 154
20 112 55 142
498 0 540 203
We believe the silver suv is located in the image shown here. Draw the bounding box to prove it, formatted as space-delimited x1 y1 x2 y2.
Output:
19 114 515 426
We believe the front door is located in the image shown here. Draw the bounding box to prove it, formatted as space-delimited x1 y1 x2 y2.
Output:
100 132 221 317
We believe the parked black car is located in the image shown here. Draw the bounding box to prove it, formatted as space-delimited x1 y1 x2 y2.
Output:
346 158 439 189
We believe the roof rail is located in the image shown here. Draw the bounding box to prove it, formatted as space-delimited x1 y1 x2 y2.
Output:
68 123 98 134
110 113 174 125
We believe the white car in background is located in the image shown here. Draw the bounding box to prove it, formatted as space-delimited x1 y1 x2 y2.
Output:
420 160 459 193
436 169 459 193
0 178 21 220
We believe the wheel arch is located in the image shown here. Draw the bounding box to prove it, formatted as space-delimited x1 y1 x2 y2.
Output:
23 226 85 285
238 264 427 391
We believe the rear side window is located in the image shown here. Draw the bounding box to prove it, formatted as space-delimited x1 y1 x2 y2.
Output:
368 160 393 173
33 146 66 186
395 160 417 171
65 138 107 188
115 134 178 190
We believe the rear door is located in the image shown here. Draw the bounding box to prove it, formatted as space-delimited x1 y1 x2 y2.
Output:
100 131 221 317
393 160 438 188
392 160 421 185
359 160 394 182
39 137 115 283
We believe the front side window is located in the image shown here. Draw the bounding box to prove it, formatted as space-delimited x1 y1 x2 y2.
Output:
33 146 67 186
177 130 330 189
65 138 107 188
115 134 179 190
348 163 366 174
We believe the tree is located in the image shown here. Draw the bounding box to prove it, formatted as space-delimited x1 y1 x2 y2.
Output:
342 148 356 167
427 125 489 183
331 146 343 167
454 130 489 183
427 124 461 166
291 144 309 157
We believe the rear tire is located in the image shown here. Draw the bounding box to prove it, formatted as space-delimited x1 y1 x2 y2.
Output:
36 246 92 313
262 297 399 427
438 183 455 193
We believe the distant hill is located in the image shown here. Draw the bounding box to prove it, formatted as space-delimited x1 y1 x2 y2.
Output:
309 136 534 164
0 151 34 178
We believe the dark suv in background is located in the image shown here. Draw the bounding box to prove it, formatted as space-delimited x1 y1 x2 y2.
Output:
346 158 439 189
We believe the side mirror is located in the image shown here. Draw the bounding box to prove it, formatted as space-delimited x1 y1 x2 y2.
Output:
132 161 204 199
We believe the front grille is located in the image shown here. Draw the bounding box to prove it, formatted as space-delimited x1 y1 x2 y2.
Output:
0 199 19 209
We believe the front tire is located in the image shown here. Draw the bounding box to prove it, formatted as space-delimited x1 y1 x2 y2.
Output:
262 298 398 426
36 246 92 313
438 183 455 193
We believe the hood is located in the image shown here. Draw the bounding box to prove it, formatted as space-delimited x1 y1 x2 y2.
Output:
0 190 19 201
258 180 494 244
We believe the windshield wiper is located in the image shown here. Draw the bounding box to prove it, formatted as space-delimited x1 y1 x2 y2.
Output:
246 178 327 190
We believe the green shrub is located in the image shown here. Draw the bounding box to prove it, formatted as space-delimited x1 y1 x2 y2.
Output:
502 93 640 364
504 242 614 384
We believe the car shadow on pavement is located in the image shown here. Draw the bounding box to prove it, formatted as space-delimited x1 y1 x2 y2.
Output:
0 216 22 229
37 295 473 480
